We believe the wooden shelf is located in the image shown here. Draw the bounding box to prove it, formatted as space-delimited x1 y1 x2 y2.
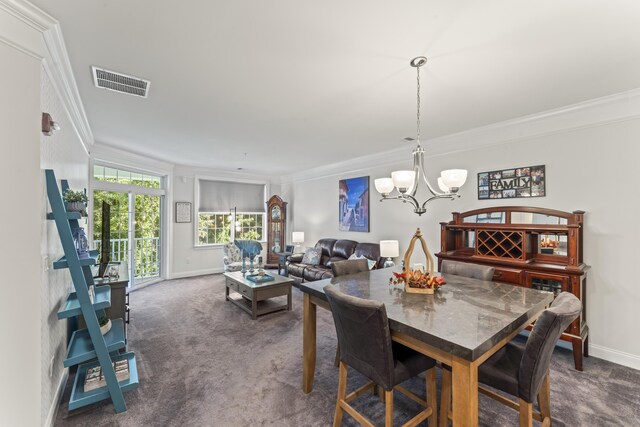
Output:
57 286 111 319
64 319 126 368
69 352 139 411
53 250 100 270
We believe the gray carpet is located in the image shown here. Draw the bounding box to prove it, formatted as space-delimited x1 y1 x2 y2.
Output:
54 274 640 426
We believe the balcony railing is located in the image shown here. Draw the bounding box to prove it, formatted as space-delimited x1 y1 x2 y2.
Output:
94 237 160 279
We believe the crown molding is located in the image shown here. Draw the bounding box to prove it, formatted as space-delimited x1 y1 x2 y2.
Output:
92 142 174 175
281 87 640 184
0 0 94 154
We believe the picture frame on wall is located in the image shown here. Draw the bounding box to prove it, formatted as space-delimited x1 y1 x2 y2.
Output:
478 165 545 200
175 201 192 223
338 176 370 232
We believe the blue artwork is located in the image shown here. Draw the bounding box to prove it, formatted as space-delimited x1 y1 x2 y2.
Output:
338 176 370 232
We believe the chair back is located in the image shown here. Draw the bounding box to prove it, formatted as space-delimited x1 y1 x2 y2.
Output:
518 292 582 402
324 285 395 390
441 260 495 281
331 259 370 277
223 242 242 263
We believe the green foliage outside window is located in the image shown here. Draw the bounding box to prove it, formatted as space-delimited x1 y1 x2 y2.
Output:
198 212 263 245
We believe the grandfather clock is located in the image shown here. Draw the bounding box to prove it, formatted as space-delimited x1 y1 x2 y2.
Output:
266 195 287 267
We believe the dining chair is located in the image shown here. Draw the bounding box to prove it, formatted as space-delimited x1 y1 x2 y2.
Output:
440 260 495 281
439 292 582 427
330 258 372 367
324 285 438 427
331 258 370 277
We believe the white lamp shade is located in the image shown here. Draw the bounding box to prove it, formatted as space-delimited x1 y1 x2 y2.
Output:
391 170 416 190
292 231 305 243
380 240 400 258
441 169 468 189
437 177 450 193
374 178 395 194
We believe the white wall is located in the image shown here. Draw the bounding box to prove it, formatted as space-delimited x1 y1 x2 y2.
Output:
283 114 640 370
40 65 90 426
0 15 44 427
171 166 282 278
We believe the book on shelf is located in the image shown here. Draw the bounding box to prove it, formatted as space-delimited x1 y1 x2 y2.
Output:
84 359 130 392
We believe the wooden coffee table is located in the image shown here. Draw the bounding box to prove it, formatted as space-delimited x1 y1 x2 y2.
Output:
224 271 293 319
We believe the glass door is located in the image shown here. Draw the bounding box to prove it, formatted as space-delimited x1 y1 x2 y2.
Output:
133 194 161 284
93 190 132 267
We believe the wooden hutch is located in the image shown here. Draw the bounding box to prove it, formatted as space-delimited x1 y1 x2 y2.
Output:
436 206 589 370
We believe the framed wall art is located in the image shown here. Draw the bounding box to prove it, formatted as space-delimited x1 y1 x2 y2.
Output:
175 201 192 223
338 176 369 232
478 165 545 200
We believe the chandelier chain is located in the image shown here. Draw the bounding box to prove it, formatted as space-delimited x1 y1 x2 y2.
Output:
416 64 421 145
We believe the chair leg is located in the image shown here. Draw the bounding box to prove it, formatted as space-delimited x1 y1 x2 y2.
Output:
385 390 394 427
519 400 533 427
425 368 438 427
439 369 451 427
333 362 348 427
537 371 552 426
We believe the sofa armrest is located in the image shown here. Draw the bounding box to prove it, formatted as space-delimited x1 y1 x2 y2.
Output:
288 253 304 263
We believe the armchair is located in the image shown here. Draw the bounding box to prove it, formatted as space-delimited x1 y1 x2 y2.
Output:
223 240 263 272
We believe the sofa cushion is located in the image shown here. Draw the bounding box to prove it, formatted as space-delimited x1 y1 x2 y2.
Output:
333 240 358 259
302 247 322 265
354 243 383 269
303 266 333 282
348 253 376 270
326 256 348 268
287 263 307 278
316 239 338 257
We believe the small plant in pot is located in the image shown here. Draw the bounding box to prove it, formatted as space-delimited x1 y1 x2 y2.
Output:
62 189 87 214
99 316 112 335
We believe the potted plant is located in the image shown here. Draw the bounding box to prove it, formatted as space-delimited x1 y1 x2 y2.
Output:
63 189 87 214
99 316 112 335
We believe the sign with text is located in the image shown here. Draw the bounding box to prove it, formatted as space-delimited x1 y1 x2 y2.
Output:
478 165 545 199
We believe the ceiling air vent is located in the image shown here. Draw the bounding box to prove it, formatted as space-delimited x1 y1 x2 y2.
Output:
92 66 150 98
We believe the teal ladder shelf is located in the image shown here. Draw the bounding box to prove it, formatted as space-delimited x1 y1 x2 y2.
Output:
46 169 138 413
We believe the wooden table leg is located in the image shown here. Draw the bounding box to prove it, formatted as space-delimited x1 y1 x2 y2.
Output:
252 291 258 320
287 286 292 311
303 293 317 393
225 281 230 301
451 356 478 427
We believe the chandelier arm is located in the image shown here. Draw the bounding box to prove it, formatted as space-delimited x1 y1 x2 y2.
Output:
420 193 460 210
379 194 420 210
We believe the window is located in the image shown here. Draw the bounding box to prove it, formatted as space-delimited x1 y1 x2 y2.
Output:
94 165 161 188
196 179 266 246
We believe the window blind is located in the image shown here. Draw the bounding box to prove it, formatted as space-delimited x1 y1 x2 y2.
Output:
198 179 265 212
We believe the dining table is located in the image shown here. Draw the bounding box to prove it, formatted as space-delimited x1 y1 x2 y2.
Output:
299 267 554 427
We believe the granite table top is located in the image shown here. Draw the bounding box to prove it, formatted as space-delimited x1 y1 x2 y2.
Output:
300 268 554 361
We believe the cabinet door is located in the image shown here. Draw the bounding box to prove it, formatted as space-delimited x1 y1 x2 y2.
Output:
525 272 580 335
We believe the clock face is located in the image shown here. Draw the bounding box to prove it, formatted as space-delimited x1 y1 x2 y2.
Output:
271 205 281 221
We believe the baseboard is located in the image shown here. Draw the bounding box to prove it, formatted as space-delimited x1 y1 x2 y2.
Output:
589 344 640 371
44 368 68 427
170 267 223 279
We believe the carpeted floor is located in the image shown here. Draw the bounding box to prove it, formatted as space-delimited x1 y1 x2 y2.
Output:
54 274 640 426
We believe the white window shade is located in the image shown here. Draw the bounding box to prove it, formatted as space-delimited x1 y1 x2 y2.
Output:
198 180 265 212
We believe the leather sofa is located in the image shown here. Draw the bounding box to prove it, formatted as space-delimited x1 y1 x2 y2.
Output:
286 238 384 284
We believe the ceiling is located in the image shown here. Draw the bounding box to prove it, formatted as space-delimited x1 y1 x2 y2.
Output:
33 0 640 176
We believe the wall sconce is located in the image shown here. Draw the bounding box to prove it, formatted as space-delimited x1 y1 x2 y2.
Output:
42 113 61 136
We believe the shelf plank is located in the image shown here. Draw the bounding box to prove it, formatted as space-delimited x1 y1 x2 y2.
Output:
69 352 139 411
64 318 126 368
47 211 82 220
57 286 111 319
53 250 100 270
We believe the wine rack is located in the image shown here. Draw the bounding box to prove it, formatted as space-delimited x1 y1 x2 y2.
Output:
476 230 525 260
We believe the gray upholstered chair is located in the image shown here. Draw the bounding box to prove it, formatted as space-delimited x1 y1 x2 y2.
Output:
325 285 438 427
439 292 582 427
330 258 370 277
440 260 495 281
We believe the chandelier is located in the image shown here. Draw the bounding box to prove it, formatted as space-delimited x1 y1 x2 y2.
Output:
374 56 467 216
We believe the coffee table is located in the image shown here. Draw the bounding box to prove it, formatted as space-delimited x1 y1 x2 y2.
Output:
223 271 294 319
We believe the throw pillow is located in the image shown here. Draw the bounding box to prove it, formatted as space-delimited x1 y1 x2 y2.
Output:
302 247 322 266
348 253 376 270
